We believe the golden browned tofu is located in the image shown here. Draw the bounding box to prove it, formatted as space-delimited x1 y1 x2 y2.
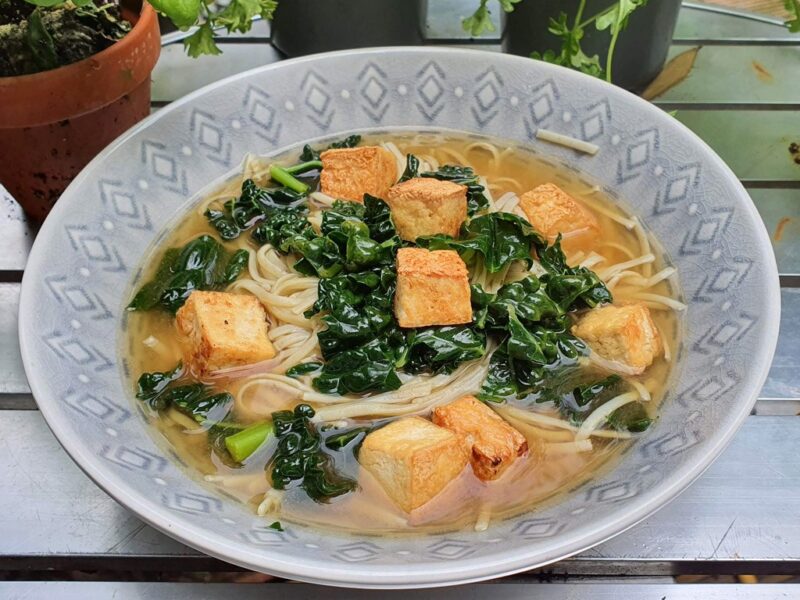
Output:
319 146 397 202
385 177 467 241
359 417 469 512
394 247 472 328
175 291 276 377
433 395 527 481
519 183 598 253
572 303 662 374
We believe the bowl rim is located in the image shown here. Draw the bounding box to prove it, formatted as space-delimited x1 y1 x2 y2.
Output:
19 46 782 588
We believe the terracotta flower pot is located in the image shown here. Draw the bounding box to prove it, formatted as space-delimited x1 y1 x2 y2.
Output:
0 2 161 222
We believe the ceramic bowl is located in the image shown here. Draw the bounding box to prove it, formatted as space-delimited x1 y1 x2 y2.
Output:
19 48 780 588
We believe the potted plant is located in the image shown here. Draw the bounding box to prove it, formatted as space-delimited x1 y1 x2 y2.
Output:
0 0 160 221
0 0 278 221
464 0 682 92
269 0 428 58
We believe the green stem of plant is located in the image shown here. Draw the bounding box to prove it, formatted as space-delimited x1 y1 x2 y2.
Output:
578 5 612 29
270 165 310 194
574 0 587 27
284 160 323 176
225 421 273 463
605 29 620 83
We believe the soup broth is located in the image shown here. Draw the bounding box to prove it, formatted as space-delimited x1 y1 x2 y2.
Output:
124 132 682 535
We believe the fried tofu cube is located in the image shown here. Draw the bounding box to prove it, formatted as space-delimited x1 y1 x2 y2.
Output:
519 183 598 254
359 417 468 512
571 303 662 374
433 395 528 481
385 177 468 241
319 146 398 202
175 291 276 377
394 247 472 328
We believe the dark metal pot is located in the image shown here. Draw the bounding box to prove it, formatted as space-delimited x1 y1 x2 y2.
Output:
271 0 428 58
503 0 682 92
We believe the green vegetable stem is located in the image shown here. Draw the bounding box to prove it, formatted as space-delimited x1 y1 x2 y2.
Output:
225 421 274 463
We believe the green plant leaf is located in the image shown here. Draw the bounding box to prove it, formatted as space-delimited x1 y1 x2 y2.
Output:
23 9 58 72
149 0 203 28
184 23 222 58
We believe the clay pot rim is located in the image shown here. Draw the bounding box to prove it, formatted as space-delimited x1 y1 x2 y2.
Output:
0 3 157 85
0 3 160 128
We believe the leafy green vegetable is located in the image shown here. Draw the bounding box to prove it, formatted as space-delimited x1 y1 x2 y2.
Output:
400 155 490 215
398 154 420 183
537 237 612 310
205 178 305 241
135 364 232 423
165 385 233 423
225 421 274 463
270 165 310 195
269 521 284 531
477 274 591 403
269 404 356 502
419 212 544 273
299 135 362 162
403 326 486 374
135 363 184 409
127 235 248 314
324 426 372 453
573 375 622 407
285 362 323 378
608 402 652 433
252 206 315 249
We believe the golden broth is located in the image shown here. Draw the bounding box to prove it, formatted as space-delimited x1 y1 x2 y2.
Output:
124 131 682 535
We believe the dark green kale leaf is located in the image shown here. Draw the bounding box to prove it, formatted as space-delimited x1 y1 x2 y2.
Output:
285 362 324 378
485 276 562 330
127 236 249 314
403 326 487 374
299 134 362 162
312 338 403 395
537 236 612 311
573 375 622 407
398 154 420 182
163 385 233 423
419 212 544 274
269 404 356 502
607 402 652 433
470 283 495 329
205 179 306 240
556 374 622 423
479 346 519 402
135 364 232 423
135 363 184 409
323 426 372 453
252 206 315 248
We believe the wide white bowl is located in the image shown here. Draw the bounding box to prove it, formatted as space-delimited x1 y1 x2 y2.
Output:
19 48 780 588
